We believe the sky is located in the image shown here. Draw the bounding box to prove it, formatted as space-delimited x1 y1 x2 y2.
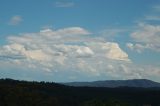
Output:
0 0 160 82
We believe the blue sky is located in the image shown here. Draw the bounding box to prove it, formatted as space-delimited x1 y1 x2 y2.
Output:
0 0 160 82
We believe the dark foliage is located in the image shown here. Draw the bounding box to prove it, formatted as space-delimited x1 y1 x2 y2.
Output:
0 78 160 106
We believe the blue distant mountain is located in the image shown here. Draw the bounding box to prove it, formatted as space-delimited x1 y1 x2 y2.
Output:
63 79 160 88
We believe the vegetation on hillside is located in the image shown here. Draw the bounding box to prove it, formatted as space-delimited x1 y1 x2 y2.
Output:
0 78 160 106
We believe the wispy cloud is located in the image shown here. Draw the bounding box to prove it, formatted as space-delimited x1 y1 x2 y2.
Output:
8 15 22 25
54 1 75 8
127 23 160 52
126 43 146 53
145 15 160 21
100 28 128 41
139 4 160 22
153 5 160 11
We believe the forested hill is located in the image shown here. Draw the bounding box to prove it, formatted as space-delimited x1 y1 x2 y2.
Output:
64 79 160 88
0 78 160 106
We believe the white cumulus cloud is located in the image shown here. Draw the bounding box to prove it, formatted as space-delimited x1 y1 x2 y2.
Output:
0 26 147 81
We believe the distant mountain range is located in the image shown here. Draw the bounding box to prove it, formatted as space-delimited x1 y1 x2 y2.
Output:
63 79 160 88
